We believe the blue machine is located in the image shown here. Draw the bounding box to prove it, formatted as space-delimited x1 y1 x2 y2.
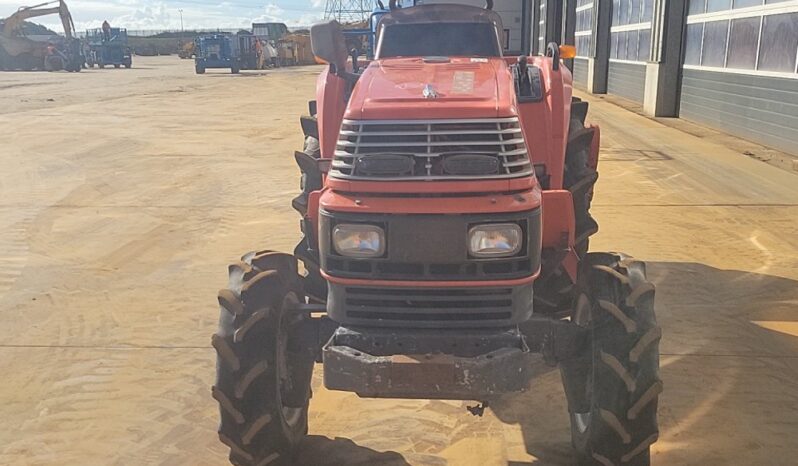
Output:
85 28 132 69
194 34 240 74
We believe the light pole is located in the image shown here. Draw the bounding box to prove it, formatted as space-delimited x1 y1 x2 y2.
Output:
178 8 184 52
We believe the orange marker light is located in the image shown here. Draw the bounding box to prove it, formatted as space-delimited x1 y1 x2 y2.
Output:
559 45 577 59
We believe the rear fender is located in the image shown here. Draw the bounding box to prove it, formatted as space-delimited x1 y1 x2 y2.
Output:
517 55 574 190
541 190 578 282
308 189 322 234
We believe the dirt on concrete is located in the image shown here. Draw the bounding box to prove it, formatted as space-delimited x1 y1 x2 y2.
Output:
1 57 797 465
593 92 798 176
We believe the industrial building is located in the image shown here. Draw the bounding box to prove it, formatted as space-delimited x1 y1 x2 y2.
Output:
421 0 797 155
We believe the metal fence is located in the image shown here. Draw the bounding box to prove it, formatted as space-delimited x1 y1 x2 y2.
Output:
119 28 310 38
125 29 240 37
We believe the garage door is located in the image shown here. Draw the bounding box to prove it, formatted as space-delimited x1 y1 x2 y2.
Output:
606 0 654 104
680 5 798 155
573 57 589 88
607 60 646 103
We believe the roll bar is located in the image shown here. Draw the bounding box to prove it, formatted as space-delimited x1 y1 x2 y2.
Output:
546 42 560 71
388 0 493 10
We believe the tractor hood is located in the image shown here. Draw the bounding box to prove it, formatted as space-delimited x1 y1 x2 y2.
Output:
345 57 517 120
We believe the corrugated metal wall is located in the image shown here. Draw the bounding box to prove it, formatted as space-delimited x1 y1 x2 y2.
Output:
572 57 589 88
607 61 646 104
680 69 798 155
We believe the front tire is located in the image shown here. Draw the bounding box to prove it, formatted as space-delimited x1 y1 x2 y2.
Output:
213 251 314 465
562 253 662 465
565 116 599 259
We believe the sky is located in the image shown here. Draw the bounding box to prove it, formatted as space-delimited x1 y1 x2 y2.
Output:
0 0 330 32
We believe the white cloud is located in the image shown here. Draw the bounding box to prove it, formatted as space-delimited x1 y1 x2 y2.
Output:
0 0 325 32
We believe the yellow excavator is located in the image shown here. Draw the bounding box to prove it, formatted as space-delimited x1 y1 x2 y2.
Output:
0 0 82 71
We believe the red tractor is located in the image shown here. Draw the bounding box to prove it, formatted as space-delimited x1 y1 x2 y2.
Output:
212 2 662 465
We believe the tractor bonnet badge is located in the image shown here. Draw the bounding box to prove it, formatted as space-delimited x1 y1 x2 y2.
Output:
423 84 439 99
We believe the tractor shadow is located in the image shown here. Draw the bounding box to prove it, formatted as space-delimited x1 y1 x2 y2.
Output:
491 261 798 465
296 435 412 465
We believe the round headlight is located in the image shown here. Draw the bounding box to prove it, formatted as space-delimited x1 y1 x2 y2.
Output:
468 223 522 258
332 224 385 258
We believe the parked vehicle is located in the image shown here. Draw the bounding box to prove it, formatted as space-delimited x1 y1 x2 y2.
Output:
194 34 239 74
212 1 662 466
178 40 195 59
236 33 264 71
84 27 132 69
251 22 288 41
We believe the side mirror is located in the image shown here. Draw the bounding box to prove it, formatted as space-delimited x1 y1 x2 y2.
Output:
311 21 348 71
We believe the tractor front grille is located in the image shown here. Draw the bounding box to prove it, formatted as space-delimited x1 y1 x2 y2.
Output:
331 285 531 327
331 118 534 180
345 287 513 322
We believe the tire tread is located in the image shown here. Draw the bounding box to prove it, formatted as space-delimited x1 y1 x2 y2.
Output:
566 253 661 466
213 252 311 465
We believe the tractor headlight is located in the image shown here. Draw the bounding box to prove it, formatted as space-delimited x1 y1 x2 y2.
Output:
332 224 385 258
468 224 523 258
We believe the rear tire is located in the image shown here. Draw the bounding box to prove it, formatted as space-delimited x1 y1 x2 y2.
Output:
196 63 205 74
562 253 661 465
213 251 314 465
44 55 64 72
303 136 320 158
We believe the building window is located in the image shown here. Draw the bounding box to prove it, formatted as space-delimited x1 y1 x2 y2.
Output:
684 1 798 76
684 23 704 65
707 0 732 12
733 0 762 8
575 2 594 57
538 0 547 54
643 0 654 20
758 12 798 71
610 0 654 63
689 0 706 15
701 20 729 66
726 17 760 69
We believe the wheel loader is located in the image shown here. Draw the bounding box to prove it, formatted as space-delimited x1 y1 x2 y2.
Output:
212 2 662 465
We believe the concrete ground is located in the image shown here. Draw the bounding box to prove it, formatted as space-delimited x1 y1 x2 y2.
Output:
1 56 797 466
